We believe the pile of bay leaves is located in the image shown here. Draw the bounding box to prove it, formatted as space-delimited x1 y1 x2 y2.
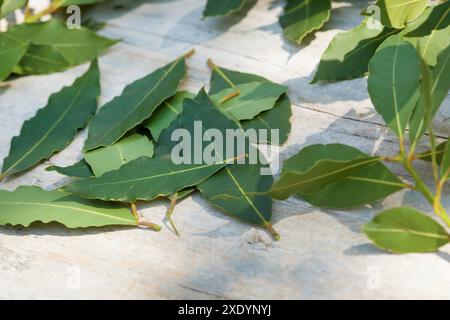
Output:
0 50 292 239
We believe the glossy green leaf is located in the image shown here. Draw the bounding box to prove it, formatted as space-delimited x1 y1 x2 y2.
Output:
143 91 195 142
417 141 447 164
441 138 450 177
0 31 28 81
46 159 94 178
210 81 288 121
403 2 450 66
312 20 398 82
198 161 273 227
363 207 449 253
203 0 247 17
63 156 235 202
241 94 292 145
7 19 116 67
208 62 291 143
375 0 428 29
0 0 26 17
85 133 154 177
18 44 71 75
57 0 108 6
409 45 450 143
279 0 331 44
1 61 100 178
65 90 247 202
0 186 136 228
84 55 187 151
270 144 402 207
368 35 421 138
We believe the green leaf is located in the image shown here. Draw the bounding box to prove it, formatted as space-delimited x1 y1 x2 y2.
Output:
65 90 247 202
7 19 116 70
312 20 398 82
63 156 235 202
84 54 187 151
363 207 449 253
203 0 247 17
85 133 154 177
442 138 450 177
409 45 450 143
0 186 136 228
417 141 447 164
240 94 292 145
210 81 288 121
403 2 450 66
0 0 26 18
368 35 421 138
279 0 331 44
375 0 428 29
198 161 273 228
18 44 71 75
57 0 108 6
143 91 195 142
208 61 291 141
1 60 100 178
46 159 94 178
0 31 28 81
270 144 403 207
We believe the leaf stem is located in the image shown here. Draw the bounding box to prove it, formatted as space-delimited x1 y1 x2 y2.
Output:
166 193 180 236
139 221 162 232
130 202 139 220
402 156 434 205
434 169 450 228
182 48 196 59
265 223 280 241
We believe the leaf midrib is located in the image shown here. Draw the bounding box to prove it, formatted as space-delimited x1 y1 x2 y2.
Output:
272 157 379 193
90 59 182 147
74 156 239 188
3 72 91 176
0 201 135 224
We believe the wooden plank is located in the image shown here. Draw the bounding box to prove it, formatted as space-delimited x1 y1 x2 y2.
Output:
0 0 449 299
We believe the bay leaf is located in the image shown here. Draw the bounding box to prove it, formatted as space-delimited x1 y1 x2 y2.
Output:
84 54 188 151
66 90 248 202
368 35 421 138
240 94 292 145
46 159 94 178
0 0 26 18
210 81 288 121
7 19 116 67
270 144 402 206
279 0 332 44
403 2 450 66
143 91 195 142
1 60 100 179
363 207 449 253
312 20 398 82
0 186 136 228
375 0 428 29
85 133 154 177
18 44 71 75
409 45 450 143
203 0 247 17
0 32 28 81
208 61 291 143
198 161 276 236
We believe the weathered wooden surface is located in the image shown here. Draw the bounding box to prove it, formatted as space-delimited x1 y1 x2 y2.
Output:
0 0 449 299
